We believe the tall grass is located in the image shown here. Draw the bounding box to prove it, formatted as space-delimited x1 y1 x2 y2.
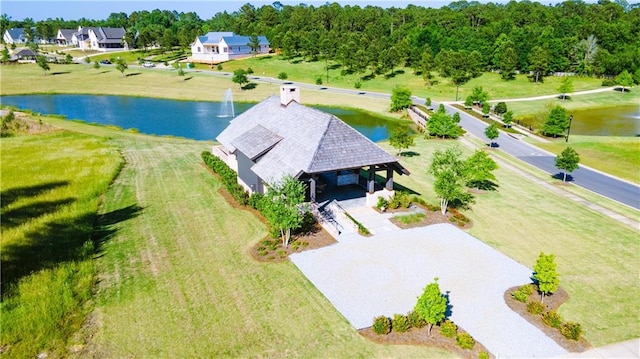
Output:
0 130 122 357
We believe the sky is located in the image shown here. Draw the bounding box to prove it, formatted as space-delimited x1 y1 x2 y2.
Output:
0 0 612 22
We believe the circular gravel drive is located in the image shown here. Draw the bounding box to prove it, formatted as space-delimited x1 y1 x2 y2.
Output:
290 223 567 358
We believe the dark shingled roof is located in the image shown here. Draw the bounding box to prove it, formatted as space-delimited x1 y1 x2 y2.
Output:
217 95 407 184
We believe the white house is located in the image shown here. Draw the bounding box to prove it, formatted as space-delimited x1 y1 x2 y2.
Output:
190 32 269 63
72 27 126 52
56 29 75 46
3 28 30 44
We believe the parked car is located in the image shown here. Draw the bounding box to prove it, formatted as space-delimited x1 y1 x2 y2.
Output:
142 61 155 68
99 59 111 64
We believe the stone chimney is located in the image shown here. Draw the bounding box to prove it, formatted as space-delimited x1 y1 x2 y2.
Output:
280 86 300 106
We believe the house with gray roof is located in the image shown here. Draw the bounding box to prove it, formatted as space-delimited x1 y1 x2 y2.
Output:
4 28 31 44
56 29 75 46
214 86 408 204
72 26 126 52
190 32 269 63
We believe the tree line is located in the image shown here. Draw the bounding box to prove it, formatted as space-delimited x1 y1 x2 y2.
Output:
2 1 639 78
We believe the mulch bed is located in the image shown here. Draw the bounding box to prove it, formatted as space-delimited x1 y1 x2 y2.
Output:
504 285 592 353
249 225 337 262
359 324 492 359
385 205 473 230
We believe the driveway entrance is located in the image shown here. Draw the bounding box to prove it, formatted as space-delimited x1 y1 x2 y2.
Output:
290 223 567 358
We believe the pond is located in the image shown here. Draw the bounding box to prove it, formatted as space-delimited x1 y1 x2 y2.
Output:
569 105 640 137
0 94 401 142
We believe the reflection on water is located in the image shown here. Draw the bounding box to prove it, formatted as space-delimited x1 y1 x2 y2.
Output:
570 105 640 136
0 94 400 142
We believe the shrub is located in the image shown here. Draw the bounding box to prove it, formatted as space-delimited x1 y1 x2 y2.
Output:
248 193 264 210
512 290 528 303
407 310 426 328
392 314 410 333
354 80 362 89
216 64 223 71
542 310 563 328
376 196 389 210
201 151 249 206
519 284 534 295
373 316 392 335
560 322 582 340
456 332 475 349
478 351 489 359
440 320 457 338
246 67 254 74
601 78 616 86
389 191 411 209
526 300 545 315
278 72 288 80
315 77 323 85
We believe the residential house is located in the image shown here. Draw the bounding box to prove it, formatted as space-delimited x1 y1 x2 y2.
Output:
213 86 408 205
72 27 126 52
4 28 31 44
190 32 269 63
56 29 75 46
15 49 36 62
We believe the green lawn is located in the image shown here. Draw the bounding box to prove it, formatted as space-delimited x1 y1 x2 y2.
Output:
377 138 639 346
505 90 640 126
535 135 640 185
0 130 122 357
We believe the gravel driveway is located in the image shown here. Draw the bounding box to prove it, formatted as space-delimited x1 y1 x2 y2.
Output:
290 223 567 358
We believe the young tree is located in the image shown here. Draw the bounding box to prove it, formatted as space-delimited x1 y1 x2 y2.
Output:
425 97 432 110
390 86 412 112
533 252 560 303
427 111 460 139
469 86 489 105
389 126 414 155
465 150 498 190
555 147 580 182
557 76 573 100
115 58 128 77
429 147 473 214
414 278 447 336
542 105 570 137
232 69 248 89
36 55 50 75
484 123 499 147
248 34 261 57
503 110 514 127
261 175 307 247
93 60 100 69
64 53 73 64
615 70 634 92
494 102 507 116
1 47 10 63
481 102 491 118
464 96 473 109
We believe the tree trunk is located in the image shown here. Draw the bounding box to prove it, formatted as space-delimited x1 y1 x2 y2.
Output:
541 291 545 303
440 198 448 215
563 172 567 182
427 323 433 336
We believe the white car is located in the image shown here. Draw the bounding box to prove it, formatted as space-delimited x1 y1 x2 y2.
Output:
142 62 155 68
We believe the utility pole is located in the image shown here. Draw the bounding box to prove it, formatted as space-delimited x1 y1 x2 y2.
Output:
565 115 573 142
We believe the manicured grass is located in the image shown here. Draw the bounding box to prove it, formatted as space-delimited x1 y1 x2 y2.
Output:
0 130 122 357
505 89 640 125
0 63 396 115
378 138 639 346
36 118 448 357
535 135 640 185
212 54 604 101
393 212 426 224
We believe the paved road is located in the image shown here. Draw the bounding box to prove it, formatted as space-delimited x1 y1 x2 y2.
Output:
426 100 640 210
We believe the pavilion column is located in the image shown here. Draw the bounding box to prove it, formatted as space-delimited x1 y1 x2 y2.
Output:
309 177 316 202
385 169 394 190
368 166 375 193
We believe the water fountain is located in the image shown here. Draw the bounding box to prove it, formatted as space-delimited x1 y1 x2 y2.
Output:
217 88 235 118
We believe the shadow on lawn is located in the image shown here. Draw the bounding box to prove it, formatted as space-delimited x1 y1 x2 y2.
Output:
1 201 143 296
